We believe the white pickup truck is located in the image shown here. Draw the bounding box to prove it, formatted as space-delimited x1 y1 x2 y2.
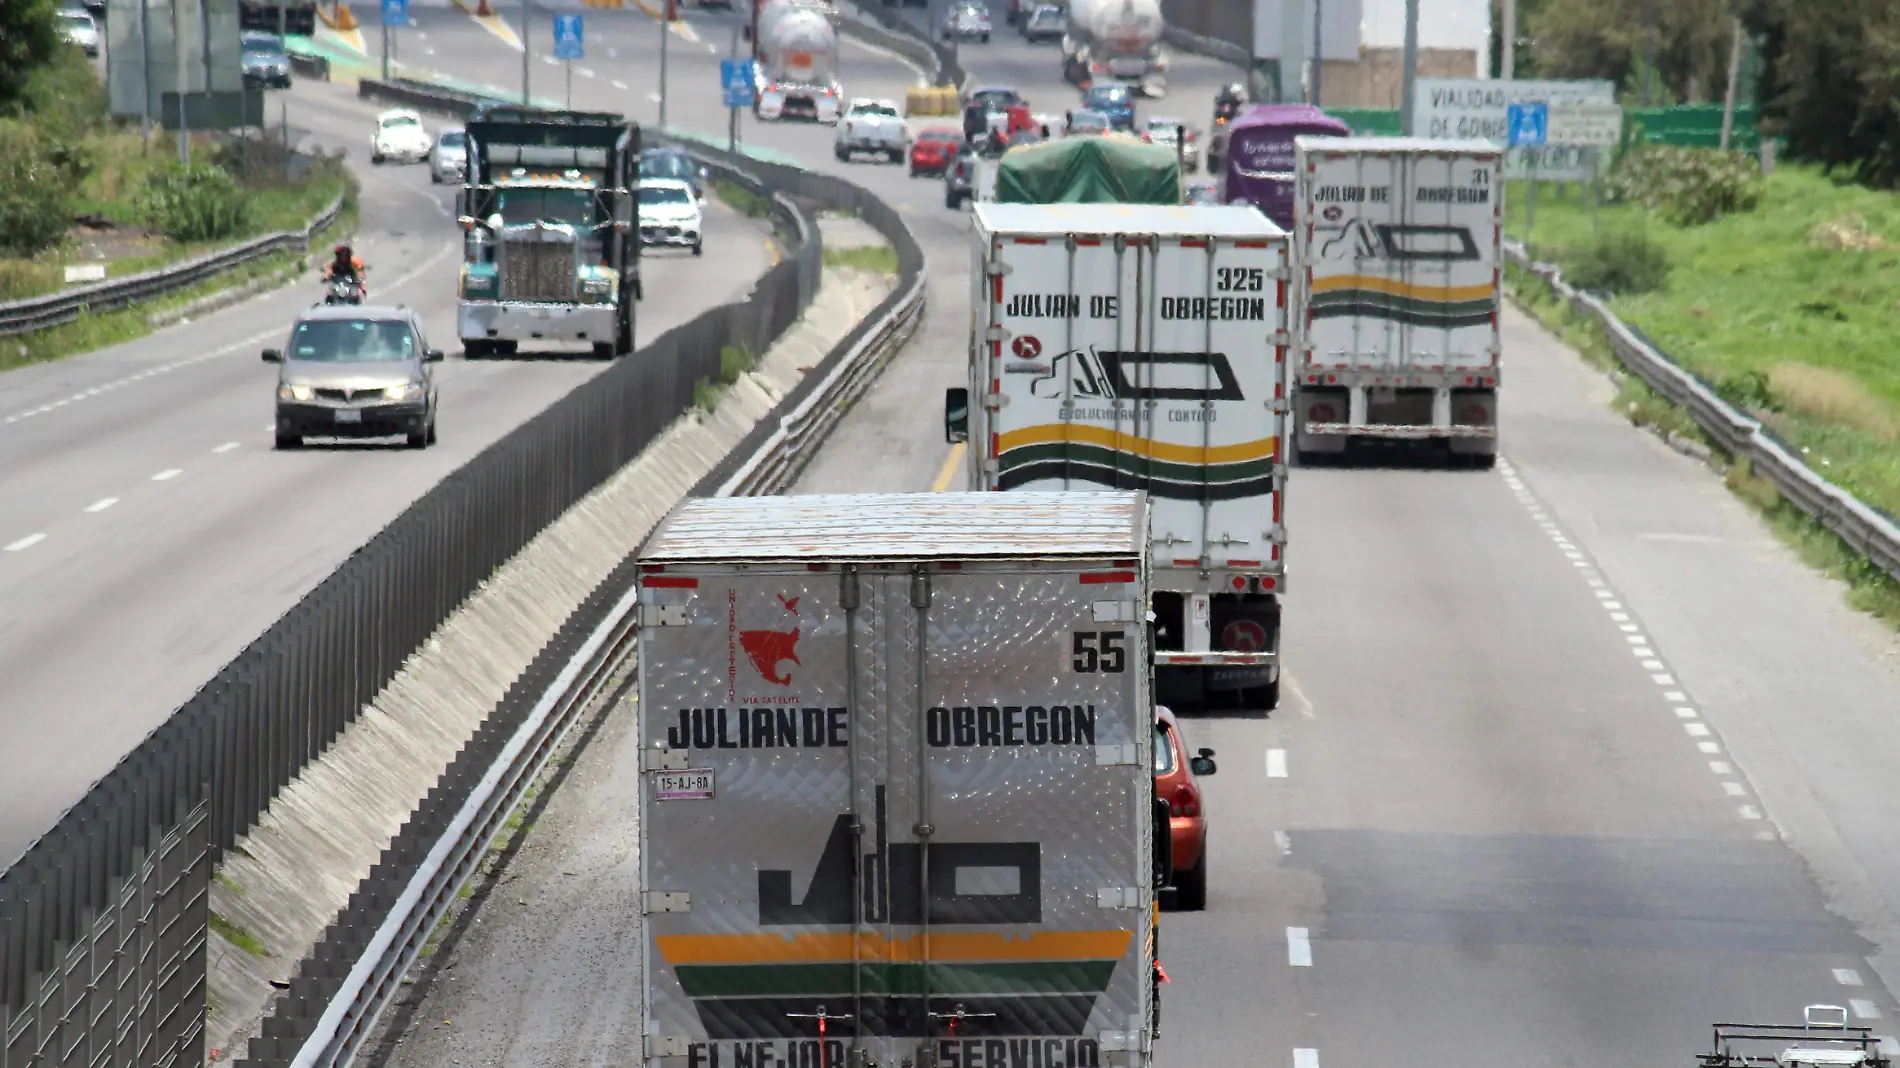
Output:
834 97 909 162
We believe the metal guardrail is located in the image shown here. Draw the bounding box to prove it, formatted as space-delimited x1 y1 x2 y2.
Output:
217 77 923 1067
0 193 344 339
1506 240 1900 585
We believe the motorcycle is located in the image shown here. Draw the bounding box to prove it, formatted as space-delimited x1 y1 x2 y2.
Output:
324 277 365 305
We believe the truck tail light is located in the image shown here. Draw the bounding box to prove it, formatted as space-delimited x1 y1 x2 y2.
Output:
1307 402 1337 423
1170 781 1198 817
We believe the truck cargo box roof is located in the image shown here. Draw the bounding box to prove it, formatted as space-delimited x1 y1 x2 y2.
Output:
1293 135 1502 155
975 201 1287 238
641 491 1147 563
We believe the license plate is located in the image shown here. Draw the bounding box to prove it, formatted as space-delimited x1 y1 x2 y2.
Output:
655 769 715 800
335 408 362 423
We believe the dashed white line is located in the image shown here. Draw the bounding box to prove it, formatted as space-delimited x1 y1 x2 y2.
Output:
1675 708 1699 719
1710 761 1733 774
1697 741 1721 754
212 441 240 454
576 66 595 77
85 497 118 513
1684 722 1711 738
2 329 277 427
1273 830 1292 856
151 468 182 481
4 533 47 552
1286 927 1312 967
1738 805 1764 821
1837 968 1866 986
647 91 663 102
612 78 628 89
1852 1000 1883 1020
1266 748 1288 779
1664 690 1688 702
1294 1049 1319 1068
1722 782 1747 797
1652 673 1677 685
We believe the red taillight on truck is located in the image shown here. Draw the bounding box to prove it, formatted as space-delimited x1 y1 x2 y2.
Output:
1307 403 1337 423
1170 781 1198 818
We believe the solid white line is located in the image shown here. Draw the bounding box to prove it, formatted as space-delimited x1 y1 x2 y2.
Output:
152 468 182 481
1836 968 1865 986
1852 1000 1883 1020
212 441 240 454
1294 1050 1319 1068
85 497 118 513
1723 782 1747 796
4 533 46 552
1266 748 1288 779
1287 927 1312 967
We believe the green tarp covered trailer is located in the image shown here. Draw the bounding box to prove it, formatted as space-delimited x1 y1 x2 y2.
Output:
993 134 1183 204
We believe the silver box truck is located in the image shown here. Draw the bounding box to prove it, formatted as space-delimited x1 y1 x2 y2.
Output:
635 491 1166 1068
945 203 1291 711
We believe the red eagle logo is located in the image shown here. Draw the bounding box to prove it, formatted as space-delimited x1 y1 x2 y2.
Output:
739 594 802 686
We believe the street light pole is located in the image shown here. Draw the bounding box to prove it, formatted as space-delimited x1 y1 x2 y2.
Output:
521 0 531 104
658 0 670 129
1310 0 1323 105
1502 0 1515 78
1399 0 1419 134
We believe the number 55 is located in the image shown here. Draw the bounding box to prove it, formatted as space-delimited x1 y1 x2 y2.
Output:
1073 631 1127 673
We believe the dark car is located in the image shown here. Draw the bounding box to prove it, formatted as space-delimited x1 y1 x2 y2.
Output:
240 30 292 88
944 144 977 208
265 305 442 450
909 127 964 177
641 145 708 199
1081 83 1136 130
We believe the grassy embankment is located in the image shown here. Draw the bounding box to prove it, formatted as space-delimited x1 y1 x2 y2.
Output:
1503 156 1900 625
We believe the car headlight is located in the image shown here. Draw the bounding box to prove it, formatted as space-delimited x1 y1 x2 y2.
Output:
384 382 421 401
280 383 313 402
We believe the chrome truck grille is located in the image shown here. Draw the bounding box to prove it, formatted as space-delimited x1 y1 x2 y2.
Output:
500 237 577 302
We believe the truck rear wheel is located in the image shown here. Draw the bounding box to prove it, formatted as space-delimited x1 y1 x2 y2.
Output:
1173 856 1206 911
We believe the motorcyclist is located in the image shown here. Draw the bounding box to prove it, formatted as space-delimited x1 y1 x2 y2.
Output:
323 244 367 296
1214 82 1246 124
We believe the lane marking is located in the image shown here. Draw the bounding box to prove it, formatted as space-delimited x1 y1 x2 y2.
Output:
1710 761 1733 774
931 442 966 492
1853 1000 1883 1020
1698 741 1721 754
1286 927 1312 967
1665 690 1688 702
212 441 241 454
577 66 595 77
1652 673 1677 685
1675 708 1699 719
1266 748 1287 779
1294 1050 1319 1068
1722 782 1747 796
1738 805 1764 821
2 328 277 427
1273 830 1291 856
85 498 118 513
1837 969 1865 986
152 468 182 481
1684 723 1711 737
612 78 628 89
4 533 47 552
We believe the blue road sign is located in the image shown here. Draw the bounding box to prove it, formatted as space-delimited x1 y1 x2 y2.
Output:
725 82 756 108
380 0 407 26
720 57 757 90
553 13 584 60
1507 102 1548 147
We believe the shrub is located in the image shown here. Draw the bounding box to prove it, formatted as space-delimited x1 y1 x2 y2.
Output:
1561 227 1670 296
0 120 73 256
1603 144 1765 226
137 162 253 242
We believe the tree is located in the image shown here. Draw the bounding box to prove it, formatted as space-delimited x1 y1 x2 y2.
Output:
0 0 61 110
1740 0 1900 185
1518 0 1735 104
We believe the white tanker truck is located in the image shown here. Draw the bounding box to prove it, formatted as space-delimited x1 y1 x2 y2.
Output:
1062 0 1168 96
749 0 842 122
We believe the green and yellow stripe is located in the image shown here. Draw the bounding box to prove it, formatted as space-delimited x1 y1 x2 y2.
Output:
1308 274 1496 329
995 425 1279 501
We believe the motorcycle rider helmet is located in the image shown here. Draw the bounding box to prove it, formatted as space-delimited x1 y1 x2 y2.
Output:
334 243 352 257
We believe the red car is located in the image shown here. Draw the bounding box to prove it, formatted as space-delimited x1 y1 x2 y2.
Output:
909 127 965 177
1156 705 1216 910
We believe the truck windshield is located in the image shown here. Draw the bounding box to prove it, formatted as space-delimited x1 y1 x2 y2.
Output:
288 319 415 363
496 187 594 227
640 185 692 205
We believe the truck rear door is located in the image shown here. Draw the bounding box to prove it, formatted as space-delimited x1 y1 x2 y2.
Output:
638 561 1153 1068
985 228 1288 575
1301 146 1405 374
1398 147 1502 376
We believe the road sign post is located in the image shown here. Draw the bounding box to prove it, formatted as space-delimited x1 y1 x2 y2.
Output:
553 13 582 108
380 0 406 81
1507 102 1548 238
721 50 756 152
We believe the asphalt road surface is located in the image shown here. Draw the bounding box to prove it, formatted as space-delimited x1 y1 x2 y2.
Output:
0 73 776 865
335 5 1900 1068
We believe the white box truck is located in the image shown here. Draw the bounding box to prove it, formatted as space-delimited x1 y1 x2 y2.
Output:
944 203 1290 710
1290 136 1503 466
635 491 1178 1068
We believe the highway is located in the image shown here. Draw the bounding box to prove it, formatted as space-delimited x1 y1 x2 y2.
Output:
310 5 1900 1068
0 72 776 865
